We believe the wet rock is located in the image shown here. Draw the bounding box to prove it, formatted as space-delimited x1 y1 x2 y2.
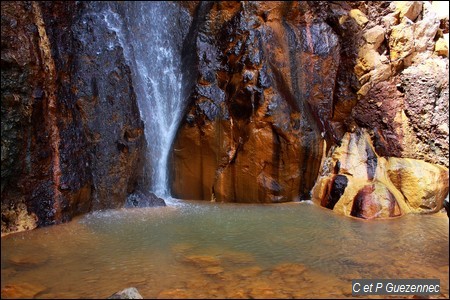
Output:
235 266 263 278
8 251 48 267
108 287 143 299
203 266 224 277
171 1 339 203
320 174 349 210
220 251 255 265
124 191 166 208
1 1 146 233
182 254 221 268
157 288 191 299
350 182 402 219
271 263 308 277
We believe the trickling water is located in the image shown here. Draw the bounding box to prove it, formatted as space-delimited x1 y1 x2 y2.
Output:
101 2 191 198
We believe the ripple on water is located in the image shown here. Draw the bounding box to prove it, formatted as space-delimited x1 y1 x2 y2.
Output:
1 202 449 299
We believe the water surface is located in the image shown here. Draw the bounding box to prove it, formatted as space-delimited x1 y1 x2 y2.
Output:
1 200 449 298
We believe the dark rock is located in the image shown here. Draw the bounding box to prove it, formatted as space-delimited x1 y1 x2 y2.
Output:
125 191 166 208
322 175 348 210
1 1 146 233
170 1 340 202
444 198 450 218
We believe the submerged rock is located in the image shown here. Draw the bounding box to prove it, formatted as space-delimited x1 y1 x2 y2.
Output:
1 283 47 299
108 287 143 299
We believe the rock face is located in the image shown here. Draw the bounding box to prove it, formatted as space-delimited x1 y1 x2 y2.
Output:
1 1 146 233
310 0 450 219
170 1 449 207
1 1 449 226
312 129 449 219
170 1 354 202
352 1 449 167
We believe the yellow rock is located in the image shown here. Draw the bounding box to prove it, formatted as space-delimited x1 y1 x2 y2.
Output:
349 9 369 27
394 1 422 21
389 20 415 61
435 37 449 57
363 25 385 49
387 157 449 213
355 46 382 77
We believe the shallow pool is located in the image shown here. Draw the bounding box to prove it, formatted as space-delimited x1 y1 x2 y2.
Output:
1 200 449 298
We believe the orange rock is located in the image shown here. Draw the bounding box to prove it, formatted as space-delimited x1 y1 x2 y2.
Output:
170 2 339 203
182 254 221 268
1 283 47 299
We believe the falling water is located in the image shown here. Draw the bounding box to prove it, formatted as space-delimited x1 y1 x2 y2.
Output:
101 2 191 198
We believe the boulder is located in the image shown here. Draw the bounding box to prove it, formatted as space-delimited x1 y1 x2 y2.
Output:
435 37 449 57
387 158 449 213
394 1 422 21
312 129 449 219
108 287 143 299
349 9 369 27
124 191 166 208
363 25 385 50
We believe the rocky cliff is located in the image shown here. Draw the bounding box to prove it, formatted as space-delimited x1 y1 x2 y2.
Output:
1 1 449 234
1 1 146 234
170 0 449 214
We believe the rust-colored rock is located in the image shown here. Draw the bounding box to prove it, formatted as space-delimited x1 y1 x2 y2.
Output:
350 182 402 219
170 1 342 202
1 283 47 299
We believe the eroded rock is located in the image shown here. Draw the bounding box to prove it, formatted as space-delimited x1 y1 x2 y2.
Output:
312 129 449 219
170 1 340 203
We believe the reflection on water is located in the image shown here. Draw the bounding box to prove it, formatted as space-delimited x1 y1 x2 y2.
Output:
1 201 449 299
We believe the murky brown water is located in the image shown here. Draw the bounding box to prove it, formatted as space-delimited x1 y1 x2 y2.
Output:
1 200 449 299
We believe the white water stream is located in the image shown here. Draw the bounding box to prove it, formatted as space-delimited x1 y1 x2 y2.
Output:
102 2 191 198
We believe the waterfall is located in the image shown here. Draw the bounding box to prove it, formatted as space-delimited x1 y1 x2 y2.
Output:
101 2 191 198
